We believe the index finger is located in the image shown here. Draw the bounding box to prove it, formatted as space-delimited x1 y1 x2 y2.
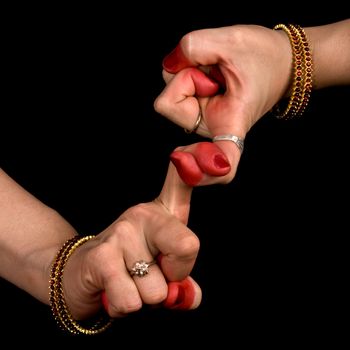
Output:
149 162 199 281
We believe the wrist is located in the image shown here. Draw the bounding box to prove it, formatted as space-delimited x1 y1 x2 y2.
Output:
305 19 350 89
24 231 77 305
272 28 295 100
49 235 113 335
271 24 313 120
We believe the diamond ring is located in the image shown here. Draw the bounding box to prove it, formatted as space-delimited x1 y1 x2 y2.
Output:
129 260 156 277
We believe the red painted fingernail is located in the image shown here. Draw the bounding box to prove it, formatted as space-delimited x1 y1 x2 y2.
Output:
170 151 203 186
163 282 179 308
162 44 191 73
194 142 231 176
172 279 195 310
164 279 195 310
214 154 230 169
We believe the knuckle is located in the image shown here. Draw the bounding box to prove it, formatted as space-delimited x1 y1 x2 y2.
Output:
153 94 169 115
143 288 167 305
112 219 139 243
175 234 200 259
119 300 143 314
85 242 111 264
109 299 142 316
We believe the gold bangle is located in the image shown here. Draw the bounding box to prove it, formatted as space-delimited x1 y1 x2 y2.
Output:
49 235 113 335
273 24 313 120
293 24 313 116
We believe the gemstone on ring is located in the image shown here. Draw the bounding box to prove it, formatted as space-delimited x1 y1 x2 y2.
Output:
129 260 156 277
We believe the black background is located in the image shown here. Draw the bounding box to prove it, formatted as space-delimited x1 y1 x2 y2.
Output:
1 4 349 347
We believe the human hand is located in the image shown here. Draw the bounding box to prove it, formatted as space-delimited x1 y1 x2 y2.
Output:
154 25 292 184
61 163 201 320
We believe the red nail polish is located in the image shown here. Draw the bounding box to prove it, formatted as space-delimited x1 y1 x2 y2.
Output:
164 279 195 310
214 154 230 169
194 142 231 176
162 44 191 73
163 282 179 308
170 151 203 186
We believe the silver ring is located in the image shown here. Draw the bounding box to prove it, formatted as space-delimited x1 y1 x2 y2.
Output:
213 134 245 153
129 260 156 277
184 110 202 134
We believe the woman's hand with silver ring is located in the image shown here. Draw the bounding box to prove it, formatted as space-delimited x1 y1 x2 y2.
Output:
154 66 246 185
154 26 294 184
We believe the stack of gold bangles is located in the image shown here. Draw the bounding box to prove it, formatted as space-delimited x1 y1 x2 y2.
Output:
273 23 313 120
49 235 113 335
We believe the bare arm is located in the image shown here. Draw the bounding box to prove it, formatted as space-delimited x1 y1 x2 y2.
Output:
0 168 76 304
306 19 350 89
0 164 201 324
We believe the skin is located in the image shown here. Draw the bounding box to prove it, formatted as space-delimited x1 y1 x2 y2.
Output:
154 20 350 186
2 19 349 326
0 160 204 321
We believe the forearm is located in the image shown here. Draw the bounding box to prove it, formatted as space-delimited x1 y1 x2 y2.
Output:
305 19 350 89
0 169 77 304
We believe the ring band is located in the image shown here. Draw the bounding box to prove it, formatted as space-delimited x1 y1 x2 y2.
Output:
184 110 202 134
213 134 245 153
129 260 156 277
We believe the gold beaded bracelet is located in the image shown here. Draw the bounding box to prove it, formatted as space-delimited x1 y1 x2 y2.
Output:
49 235 113 335
273 24 313 120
